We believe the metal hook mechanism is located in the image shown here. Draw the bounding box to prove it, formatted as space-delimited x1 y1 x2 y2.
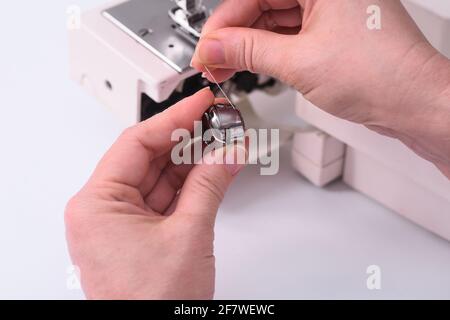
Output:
202 104 246 146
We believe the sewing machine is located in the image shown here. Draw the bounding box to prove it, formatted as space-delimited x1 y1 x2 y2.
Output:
68 0 286 122
68 0 450 239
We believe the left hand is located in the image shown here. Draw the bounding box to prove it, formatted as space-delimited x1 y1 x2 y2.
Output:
65 88 245 299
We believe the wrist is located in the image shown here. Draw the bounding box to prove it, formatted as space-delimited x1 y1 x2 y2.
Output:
380 43 450 172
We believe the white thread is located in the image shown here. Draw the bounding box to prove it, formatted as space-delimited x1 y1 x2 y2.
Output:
204 66 237 110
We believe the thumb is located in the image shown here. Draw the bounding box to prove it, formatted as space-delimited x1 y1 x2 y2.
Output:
193 27 295 79
176 145 246 224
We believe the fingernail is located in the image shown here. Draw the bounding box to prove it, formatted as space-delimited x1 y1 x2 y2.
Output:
201 72 208 79
198 38 226 65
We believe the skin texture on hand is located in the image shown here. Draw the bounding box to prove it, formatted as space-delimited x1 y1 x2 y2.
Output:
191 0 450 177
65 89 245 300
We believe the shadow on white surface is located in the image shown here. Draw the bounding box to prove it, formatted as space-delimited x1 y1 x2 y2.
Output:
214 147 450 299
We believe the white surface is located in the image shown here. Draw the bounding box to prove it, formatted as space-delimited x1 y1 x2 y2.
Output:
404 0 450 18
0 0 449 300
216 148 450 300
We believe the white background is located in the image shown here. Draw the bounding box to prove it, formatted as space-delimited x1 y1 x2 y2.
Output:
0 0 449 299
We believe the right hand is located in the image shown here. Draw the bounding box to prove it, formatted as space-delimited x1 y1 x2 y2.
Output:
191 0 450 177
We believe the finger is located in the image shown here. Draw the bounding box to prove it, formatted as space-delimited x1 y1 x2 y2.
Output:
203 68 237 84
144 137 204 213
252 8 302 30
164 194 179 216
192 21 301 83
175 145 247 225
194 28 296 79
192 0 299 76
214 97 230 105
201 0 299 36
145 163 193 214
137 153 172 195
89 88 215 188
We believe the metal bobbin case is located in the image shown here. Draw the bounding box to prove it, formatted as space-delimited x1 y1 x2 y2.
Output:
202 104 246 146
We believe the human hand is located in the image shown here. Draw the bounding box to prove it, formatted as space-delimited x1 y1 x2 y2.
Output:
192 0 450 175
65 89 245 300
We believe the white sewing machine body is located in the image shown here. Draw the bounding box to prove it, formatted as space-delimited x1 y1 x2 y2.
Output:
69 0 201 125
69 0 282 125
69 0 450 239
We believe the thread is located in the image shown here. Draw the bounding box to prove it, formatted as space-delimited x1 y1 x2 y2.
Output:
204 66 237 110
